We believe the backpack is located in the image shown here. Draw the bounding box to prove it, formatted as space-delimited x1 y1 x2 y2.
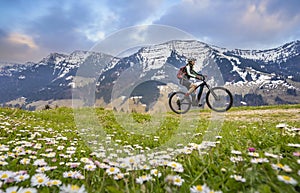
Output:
177 66 187 79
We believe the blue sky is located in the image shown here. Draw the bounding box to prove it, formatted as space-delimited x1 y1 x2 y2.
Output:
1 0 300 63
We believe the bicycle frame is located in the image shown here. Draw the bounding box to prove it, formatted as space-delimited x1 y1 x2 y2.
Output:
194 80 209 102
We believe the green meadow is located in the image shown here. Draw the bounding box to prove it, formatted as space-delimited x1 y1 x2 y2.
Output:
0 105 299 193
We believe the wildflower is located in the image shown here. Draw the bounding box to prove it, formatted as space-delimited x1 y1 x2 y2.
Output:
167 161 184 172
0 154 7 161
106 167 120 175
66 162 81 168
250 158 269 164
14 173 30 182
230 175 246 182
277 175 297 185
221 168 227 172
84 164 96 171
33 159 47 167
150 169 162 178
114 173 124 180
63 171 85 179
36 166 52 173
20 158 31 165
80 158 93 164
231 150 242 155
46 179 62 187
0 170 15 183
60 184 87 193
5 186 19 193
57 146 64 150
271 163 292 172
229 156 244 163
293 152 300 157
264 152 282 159
31 173 50 187
248 152 259 157
136 175 152 184
190 184 210 193
18 188 38 193
287 143 300 148
172 175 184 186
248 147 256 152
0 161 8 166
139 164 150 170
276 123 288 128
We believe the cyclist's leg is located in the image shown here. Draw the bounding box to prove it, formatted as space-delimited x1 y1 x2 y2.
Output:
197 83 205 101
180 79 192 94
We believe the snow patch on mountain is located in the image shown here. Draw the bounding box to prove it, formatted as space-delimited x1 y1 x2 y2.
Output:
226 40 300 63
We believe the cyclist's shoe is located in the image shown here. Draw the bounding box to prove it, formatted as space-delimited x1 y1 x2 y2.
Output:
176 99 182 110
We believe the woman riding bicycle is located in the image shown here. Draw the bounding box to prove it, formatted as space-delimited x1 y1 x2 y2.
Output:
179 58 206 106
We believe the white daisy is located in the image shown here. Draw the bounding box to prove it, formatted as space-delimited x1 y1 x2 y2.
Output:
150 169 162 178
167 161 184 172
5 186 19 193
20 158 31 165
277 175 297 185
231 150 242 155
84 164 96 171
113 173 124 180
250 158 269 164
17 187 37 193
271 163 292 172
14 173 30 182
264 152 282 159
0 170 15 182
136 175 152 184
190 184 210 193
46 179 62 187
60 184 87 193
106 167 120 175
172 175 184 186
31 173 50 187
230 175 246 182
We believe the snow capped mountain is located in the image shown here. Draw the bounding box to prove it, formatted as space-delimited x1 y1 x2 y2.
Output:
0 40 299 110
225 40 300 63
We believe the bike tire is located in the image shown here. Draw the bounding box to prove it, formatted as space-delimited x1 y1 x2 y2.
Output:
169 91 191 114
206 87 233 112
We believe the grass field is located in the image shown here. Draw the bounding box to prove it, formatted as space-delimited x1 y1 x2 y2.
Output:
0 105 299 193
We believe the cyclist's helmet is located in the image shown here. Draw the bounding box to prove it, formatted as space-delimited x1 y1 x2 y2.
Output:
187 57 196 63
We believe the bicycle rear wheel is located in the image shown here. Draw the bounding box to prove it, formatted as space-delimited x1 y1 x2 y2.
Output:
206 87 233 112
169 91 191 114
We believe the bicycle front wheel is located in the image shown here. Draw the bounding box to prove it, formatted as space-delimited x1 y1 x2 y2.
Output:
206 87 233 112
169 91 191 114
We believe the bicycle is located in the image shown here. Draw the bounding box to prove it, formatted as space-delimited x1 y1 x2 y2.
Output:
169 79 233 114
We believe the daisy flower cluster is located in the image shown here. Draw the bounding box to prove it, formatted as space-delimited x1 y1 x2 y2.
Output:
0 108 299 193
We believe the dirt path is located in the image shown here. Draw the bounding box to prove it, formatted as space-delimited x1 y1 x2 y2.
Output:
224 108 300 122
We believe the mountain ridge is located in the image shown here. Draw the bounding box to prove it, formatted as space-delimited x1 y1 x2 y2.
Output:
0 40 299 110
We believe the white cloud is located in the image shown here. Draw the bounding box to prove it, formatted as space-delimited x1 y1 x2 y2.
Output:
7 33 38 49
155 0 300 49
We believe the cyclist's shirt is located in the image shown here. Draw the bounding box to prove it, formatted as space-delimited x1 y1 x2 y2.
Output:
185 64 200 79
